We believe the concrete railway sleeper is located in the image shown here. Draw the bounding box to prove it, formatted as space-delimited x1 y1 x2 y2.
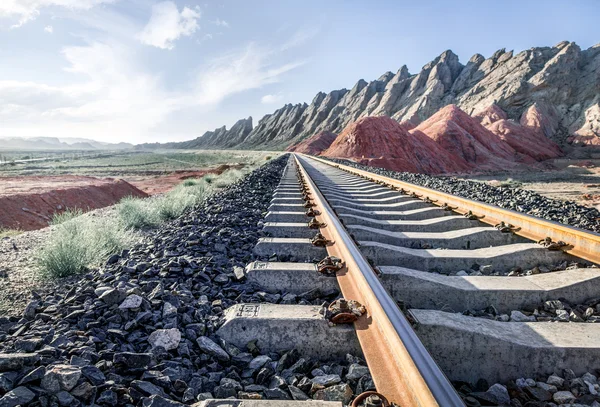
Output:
212 153 600 407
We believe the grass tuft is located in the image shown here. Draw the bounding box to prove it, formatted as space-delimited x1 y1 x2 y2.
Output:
0 228 22 239
117 196 158 229
50 208 84 225
37 217 134 278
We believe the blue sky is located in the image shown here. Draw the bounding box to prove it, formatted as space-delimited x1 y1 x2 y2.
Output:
0 0 598 144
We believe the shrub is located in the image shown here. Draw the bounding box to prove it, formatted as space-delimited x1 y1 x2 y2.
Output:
214 169 243 188
155 195 189 221
50 208 84 225
37 217 134 278
0 228 22 239
496 178 523 189
117 196 158 229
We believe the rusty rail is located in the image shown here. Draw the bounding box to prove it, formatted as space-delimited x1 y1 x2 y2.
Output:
294 154 463 407
304 154 600 265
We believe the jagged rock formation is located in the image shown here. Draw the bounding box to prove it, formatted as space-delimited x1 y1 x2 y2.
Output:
286 131 337 155
143 41 599 150
136 117 252 150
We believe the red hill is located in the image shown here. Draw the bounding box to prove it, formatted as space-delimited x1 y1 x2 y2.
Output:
321 116 471 174
474 104 563 161
412 105 520 171
287 131 337 155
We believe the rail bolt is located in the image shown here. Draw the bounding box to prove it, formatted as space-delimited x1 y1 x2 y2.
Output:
538 237 570 251
352 391 391 407
465 210 485 220
308 218 327 229
494 221 519 233
442 203 458 211
305 208 321 217
326 299 366 325
317 255 344 276
311 232 333 247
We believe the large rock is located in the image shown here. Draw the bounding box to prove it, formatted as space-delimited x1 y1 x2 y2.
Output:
99 288 127 305
0 353 39 372
40 364 81 393
148 328 182 351
196 336 230 362
0 386 36 407
570 103 600 146
474 103 563 161
113 352 153 369
411 105 520 172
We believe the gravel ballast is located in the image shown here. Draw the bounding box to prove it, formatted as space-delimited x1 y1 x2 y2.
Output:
324 158 600 234
456 368 600 407
0 155 374 406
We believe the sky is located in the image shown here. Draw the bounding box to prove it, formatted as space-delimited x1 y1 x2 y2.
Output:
0 0 599 144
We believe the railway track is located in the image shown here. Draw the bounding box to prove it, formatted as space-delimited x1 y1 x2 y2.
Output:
215 153 600 406
4 153 598 407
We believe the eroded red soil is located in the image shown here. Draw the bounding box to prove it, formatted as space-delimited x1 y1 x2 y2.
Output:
0 165 235 231
0 178 147 230
320 104 564 174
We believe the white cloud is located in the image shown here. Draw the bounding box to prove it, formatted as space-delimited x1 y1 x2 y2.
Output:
0 42 180 142
137 1 200 50
261 94 283 104
212 18 228 28
193 43 304 106
280 26 320 51
44 25 53 33
0 41 303 143
0 0 115 28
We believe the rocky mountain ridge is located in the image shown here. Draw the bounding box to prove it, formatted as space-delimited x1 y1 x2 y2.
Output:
140 41 600 151
136 117 253 150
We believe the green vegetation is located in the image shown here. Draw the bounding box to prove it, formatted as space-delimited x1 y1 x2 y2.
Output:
117 168 246 229
0 149 278 177
50 208 84 225
495 178 524 189
0 228 22 239
35 166 256 278
37 216 134 278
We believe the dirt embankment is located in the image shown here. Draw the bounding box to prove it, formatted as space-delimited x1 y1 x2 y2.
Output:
128 164 238 195
0 177 148 231
0 164 241 231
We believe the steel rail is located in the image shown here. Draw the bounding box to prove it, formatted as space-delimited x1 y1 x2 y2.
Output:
294 154 464 407
304 154 600 265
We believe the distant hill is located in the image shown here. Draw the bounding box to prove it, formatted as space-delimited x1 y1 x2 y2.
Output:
0 137 133 151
